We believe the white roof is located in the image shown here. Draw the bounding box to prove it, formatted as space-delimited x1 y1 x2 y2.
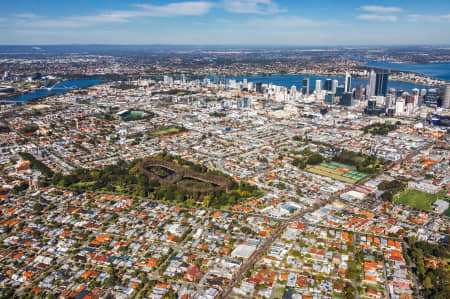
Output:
231 244 257 259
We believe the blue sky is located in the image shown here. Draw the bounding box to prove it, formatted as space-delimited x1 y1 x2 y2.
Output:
0 0 449 45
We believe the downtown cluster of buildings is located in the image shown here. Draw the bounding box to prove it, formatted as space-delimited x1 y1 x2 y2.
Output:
199 70 450 122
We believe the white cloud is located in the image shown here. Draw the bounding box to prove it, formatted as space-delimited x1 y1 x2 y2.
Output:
408 14 450 22
357 14 397 22
14 1 214 28
0 18 7 23
13 13 39 19
223 0 284 15
134 1 214 17
246 16 324 28
360 6 403 14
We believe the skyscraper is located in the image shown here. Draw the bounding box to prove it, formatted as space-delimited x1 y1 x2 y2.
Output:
344 72 352 93
354 84 363 101
340 92 352 106
385 94 395 111
443 85 450 108
302 78 310 95
335 86 345 97
243 97 251 108
325 93 335 105
366 70 376 98
375 71 389 96
332 80 338 94
2 71 10 81
315 80 322 93
424 89 439 107
324 79 332 91
290 85 297 100
420 89 427 97
255 82 263 93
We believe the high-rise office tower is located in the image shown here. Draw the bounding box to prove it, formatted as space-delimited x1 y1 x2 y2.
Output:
443 85 450 108
164 75 170 85
420 89 427 97
243 97 251 108
325 93 335 105
385 94 395 110
315 80 322 93
354 84 363 101
2 71 10 81
336 86 345 97
302 78 310 95
375 71 389 96
424 89 439 107
340 92 352 106
255 82 263 93
396 90 406 98
411 94 418 107
290 85 297 99
366 99 377 114
366 70 376 98
332 80 338 94
344 72 352 93
324 79 332 91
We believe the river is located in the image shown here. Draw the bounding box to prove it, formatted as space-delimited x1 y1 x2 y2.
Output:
7 78 101 102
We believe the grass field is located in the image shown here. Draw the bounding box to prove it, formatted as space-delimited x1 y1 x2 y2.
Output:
306 162 367 184
72 181 96 188
152 127 182 136
394 189 439 211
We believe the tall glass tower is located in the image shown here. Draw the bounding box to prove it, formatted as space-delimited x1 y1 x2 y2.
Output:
302 78 310 95
344 72 352 93
375 71 389 96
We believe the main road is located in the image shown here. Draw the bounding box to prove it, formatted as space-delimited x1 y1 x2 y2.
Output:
219 203 323 299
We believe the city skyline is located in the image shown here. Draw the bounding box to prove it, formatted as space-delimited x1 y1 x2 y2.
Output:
1 0 450 45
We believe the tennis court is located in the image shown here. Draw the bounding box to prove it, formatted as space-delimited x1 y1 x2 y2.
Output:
306 162 368 184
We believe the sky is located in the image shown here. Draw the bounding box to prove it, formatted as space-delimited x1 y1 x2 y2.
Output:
0 0 450 45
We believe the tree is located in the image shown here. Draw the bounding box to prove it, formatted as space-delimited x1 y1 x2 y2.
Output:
423 276 433 289
240 226 253 235
344 285 355 299
306 153 323 165
292 158 306 169
381 191 393 202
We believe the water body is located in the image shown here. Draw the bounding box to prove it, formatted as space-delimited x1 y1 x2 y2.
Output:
363 61 450 82
227 74 435 93
7 78 101 102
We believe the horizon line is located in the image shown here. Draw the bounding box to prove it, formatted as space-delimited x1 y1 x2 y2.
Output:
1 43 450 47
